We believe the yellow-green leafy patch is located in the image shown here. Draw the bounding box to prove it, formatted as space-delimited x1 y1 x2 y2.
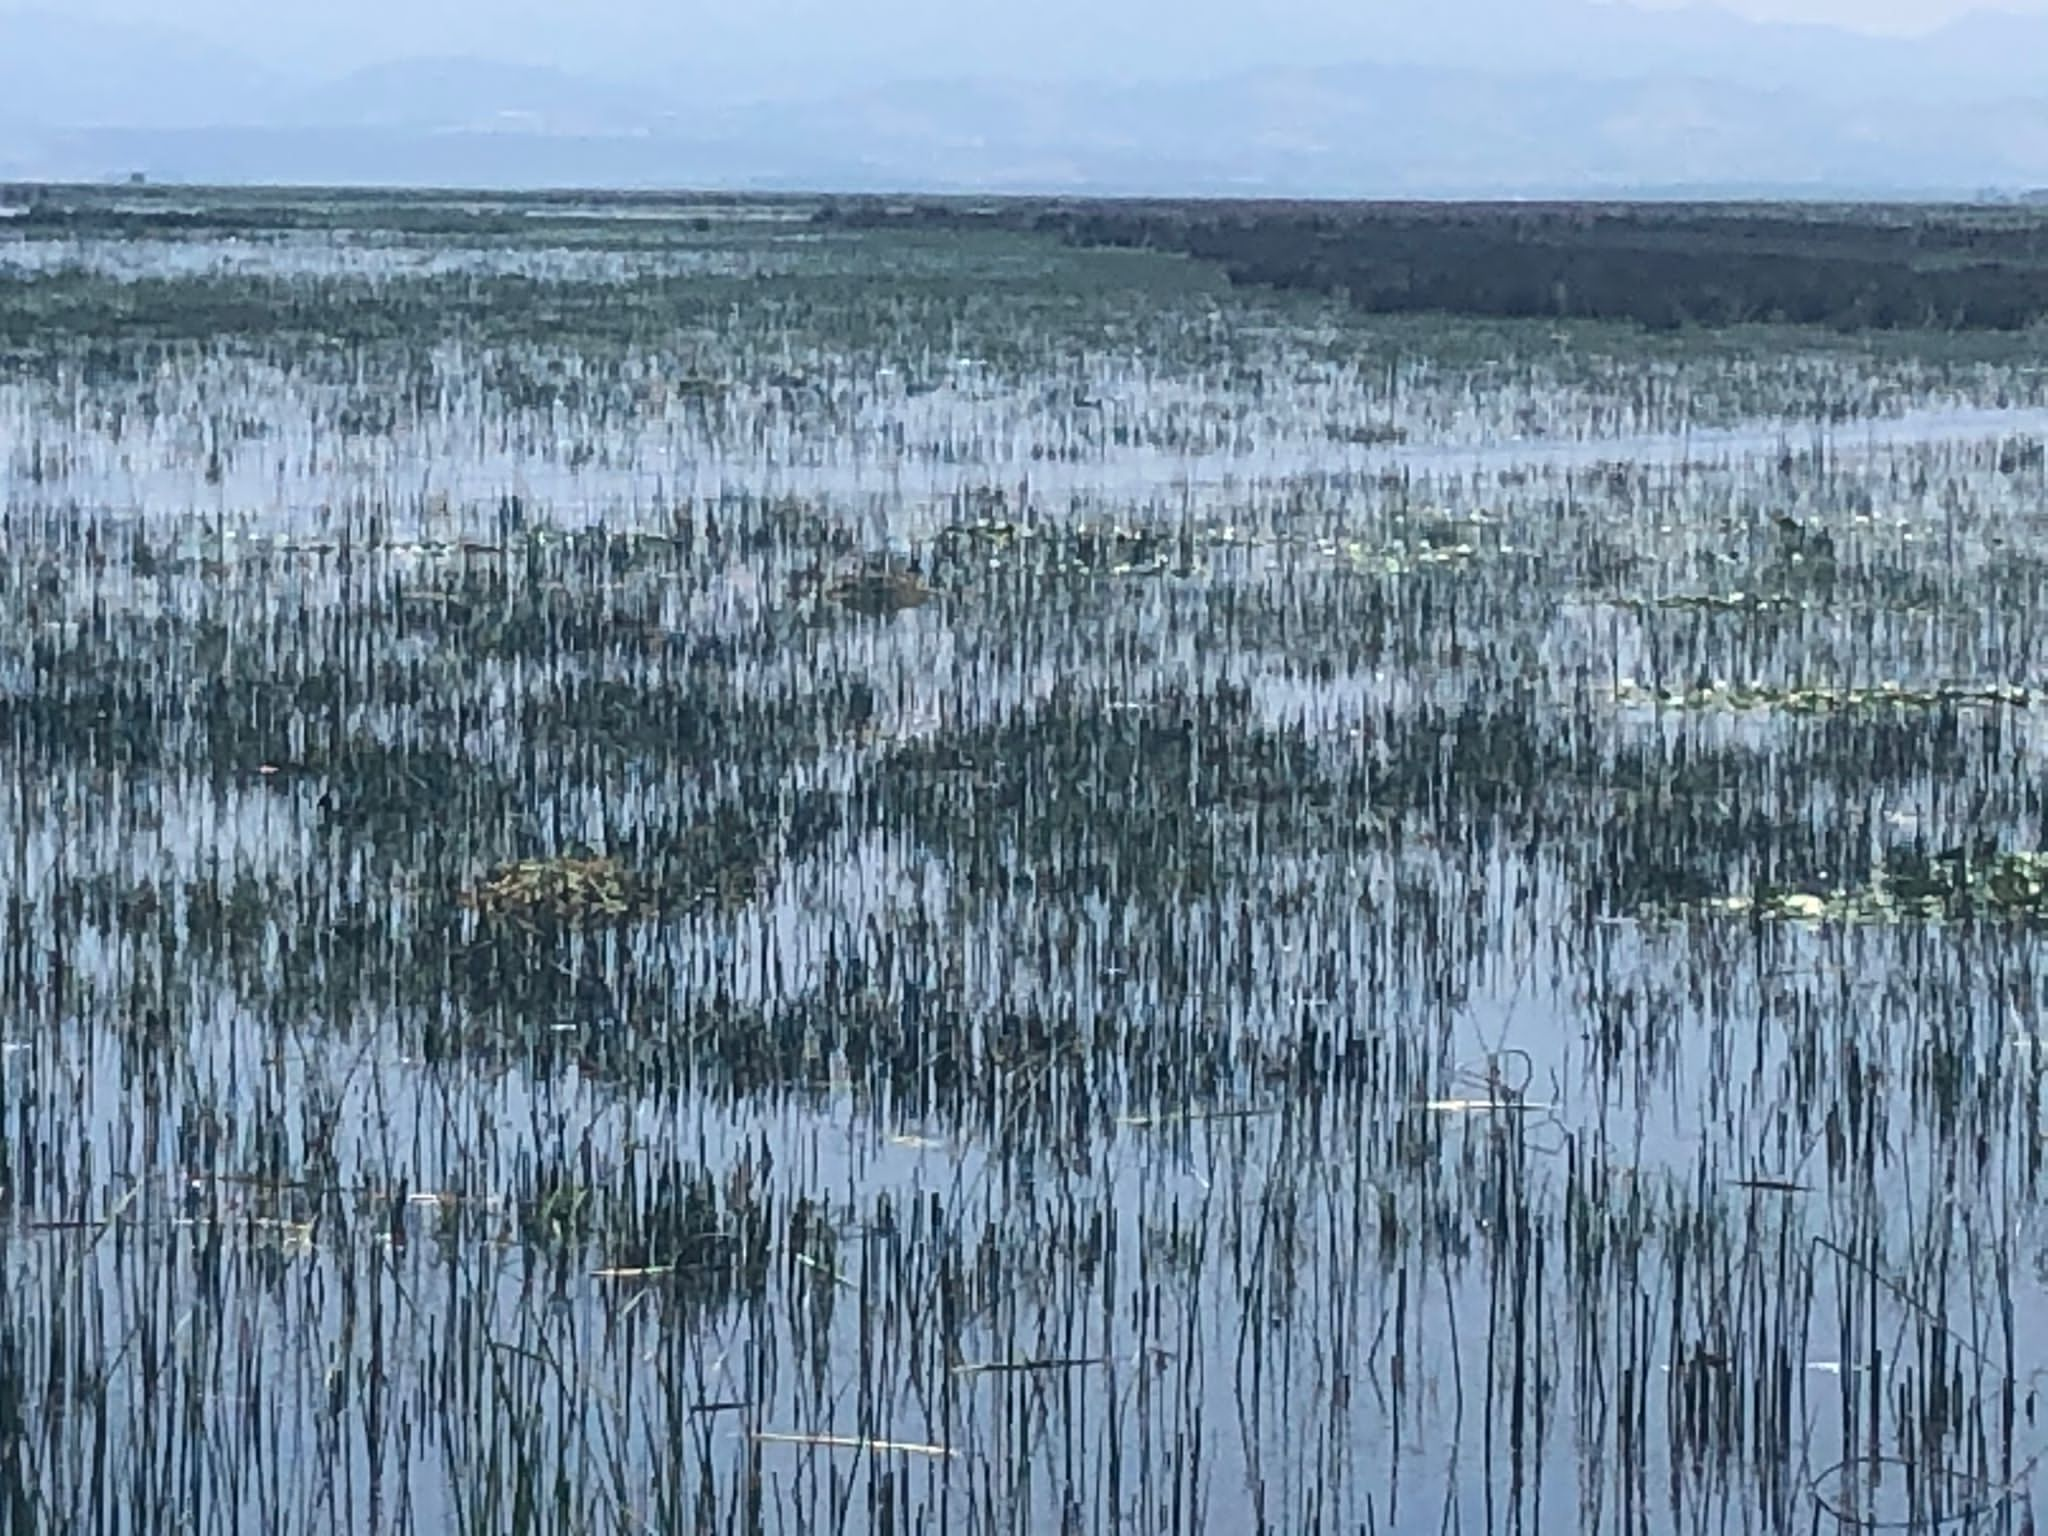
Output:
1611 679 2030 713
1682 849 2048 924
459 855 651 925
934 510 1500 579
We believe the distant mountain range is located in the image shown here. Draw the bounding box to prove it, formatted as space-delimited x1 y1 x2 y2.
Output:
4 2 2047 196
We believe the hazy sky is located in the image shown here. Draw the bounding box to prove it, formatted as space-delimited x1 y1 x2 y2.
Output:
11 0 2048 45
1630 0 2043 25
6 0 2048 82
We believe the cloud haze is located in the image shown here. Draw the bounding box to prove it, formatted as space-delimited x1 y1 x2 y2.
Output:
6 0 2047 85
4 0 2047 195
1624 0 2043 28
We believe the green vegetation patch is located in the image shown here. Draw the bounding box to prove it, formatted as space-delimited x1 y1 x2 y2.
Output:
932 510 1497 581
1611 679 2031 713
824 198 2048 332
1683 847 2048 923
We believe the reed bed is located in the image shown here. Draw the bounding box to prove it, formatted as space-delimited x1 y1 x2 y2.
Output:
1 187 2046 1535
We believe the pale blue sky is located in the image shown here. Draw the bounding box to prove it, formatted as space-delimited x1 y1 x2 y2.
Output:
9 0 2048 65
5 0 2047 99
6 0 2046 188
1635 0 2042 22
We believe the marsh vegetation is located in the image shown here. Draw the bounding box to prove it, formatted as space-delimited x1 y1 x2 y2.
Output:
824 197 2048 332
2 185 2048 1534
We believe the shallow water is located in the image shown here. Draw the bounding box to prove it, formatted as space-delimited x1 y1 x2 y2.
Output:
2 195 2047 1536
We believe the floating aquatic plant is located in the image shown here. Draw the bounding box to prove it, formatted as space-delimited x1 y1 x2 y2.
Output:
458 854 650 925
1678 847 2048 923
1612 679 2032 713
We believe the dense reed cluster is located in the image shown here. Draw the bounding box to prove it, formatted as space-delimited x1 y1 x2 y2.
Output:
821 197 2048 332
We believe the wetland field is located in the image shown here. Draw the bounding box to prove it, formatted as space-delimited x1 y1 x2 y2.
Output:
5 185 2048 1535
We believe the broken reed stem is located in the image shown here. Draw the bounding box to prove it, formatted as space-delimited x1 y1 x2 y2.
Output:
752 1431 956 1459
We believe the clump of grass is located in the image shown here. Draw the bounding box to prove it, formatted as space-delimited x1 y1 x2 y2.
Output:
459 854 650 925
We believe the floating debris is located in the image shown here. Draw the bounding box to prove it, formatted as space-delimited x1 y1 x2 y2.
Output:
1420 1098 1553 1114
753 1432 955 1459
827 564 934 615
953 1357 1111 1376
458 855 650 924
1609 590 1804 612
1325 420 1410 446
1116 1106 1277 1129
